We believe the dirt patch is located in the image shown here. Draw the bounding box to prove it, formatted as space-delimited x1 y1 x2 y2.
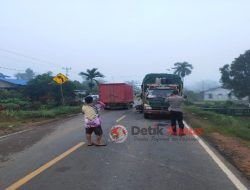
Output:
210 132 250 179
184 111 250 180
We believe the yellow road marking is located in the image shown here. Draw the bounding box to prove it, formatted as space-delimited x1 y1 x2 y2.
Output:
5 142 85 190
116 115 126 123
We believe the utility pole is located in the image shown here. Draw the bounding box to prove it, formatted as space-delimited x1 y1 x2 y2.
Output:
202 80 205 100
62 67 71 77
166 68 176 74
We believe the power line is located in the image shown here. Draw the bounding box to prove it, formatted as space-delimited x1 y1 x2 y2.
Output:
0 66 24 72
0 48 81 77
0 48 61 68
0 48 84 77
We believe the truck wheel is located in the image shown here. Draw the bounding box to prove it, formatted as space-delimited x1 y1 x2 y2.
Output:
125 104 130 109
139 106 144 113
144 113 149 119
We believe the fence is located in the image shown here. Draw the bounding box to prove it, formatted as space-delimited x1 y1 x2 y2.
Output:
202 108 250 116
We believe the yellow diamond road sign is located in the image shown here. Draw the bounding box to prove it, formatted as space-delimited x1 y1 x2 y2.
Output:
53 73 68 84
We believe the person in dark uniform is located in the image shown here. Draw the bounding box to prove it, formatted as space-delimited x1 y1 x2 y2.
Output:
165 90 185 135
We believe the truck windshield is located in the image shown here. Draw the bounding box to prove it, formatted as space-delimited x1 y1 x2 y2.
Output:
147 89 174 98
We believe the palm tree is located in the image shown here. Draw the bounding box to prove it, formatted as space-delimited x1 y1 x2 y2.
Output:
173 62 193 84
79 68 104 93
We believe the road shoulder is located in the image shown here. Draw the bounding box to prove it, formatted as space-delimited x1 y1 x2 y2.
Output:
184 112 250 186
0 113 81 139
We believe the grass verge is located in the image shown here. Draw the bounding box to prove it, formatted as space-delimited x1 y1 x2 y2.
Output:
184 105 250 180
184 105 250 146
0 106 81 135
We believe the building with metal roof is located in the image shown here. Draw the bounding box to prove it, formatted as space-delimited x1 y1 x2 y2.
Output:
0 77 28 89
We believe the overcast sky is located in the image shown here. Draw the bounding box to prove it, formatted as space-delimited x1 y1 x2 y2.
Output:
0 0 250 86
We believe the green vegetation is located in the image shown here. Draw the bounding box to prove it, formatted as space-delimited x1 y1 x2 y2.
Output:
125 80 141 94
0 70 87 134
0 73 83 111
192 101 248 109
183 90 202 103
0 89 23 99
15 68 35 80
79 68 104 93
220 49 250 103
23 72 81 104
186 101 250 116
184 105 250 145
0 106 81 133
173 62 193 86
1 106 81 119
173 62 193 78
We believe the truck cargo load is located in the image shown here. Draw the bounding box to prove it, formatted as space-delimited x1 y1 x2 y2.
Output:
99 83 134 109
141 73 183 118
142 73 182 90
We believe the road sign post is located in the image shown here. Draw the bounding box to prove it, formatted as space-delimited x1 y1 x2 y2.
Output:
60 84 65 105
53 73 68 105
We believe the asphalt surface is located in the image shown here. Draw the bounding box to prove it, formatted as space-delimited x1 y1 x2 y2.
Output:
0 108 249 190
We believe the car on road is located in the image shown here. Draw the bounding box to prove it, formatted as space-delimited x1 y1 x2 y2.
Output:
82 95 99 103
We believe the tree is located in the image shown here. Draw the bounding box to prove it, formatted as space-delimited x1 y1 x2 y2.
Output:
125 80 141 94
173 62 193 85
0 73 10 78
72 80 85 90
183 89 201 102
15 68 35 80
79 68 104 93
185 80 219 92
220 50 250 104
23 72 78 104
23 72 56 102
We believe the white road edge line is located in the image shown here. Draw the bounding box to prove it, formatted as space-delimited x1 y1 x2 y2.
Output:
0 114 81 140
0 128 34 140
184 121 248 190
116 115 126 123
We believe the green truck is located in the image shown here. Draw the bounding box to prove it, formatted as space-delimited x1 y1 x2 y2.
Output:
141 73 183 118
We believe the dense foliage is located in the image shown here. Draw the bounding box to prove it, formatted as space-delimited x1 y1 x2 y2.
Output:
23 72 80 104
0 72 85 112
173 62 193 78
15 68 35 80
79 68 104 93
220 50 250 102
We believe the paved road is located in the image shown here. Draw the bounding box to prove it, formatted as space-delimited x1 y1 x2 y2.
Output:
0 109 249 190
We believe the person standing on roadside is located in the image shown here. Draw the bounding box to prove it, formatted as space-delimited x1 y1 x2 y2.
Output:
82 96 106 146
165 90 185 135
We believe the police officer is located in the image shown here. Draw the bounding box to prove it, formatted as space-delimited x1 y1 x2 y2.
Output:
165 90 185 135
